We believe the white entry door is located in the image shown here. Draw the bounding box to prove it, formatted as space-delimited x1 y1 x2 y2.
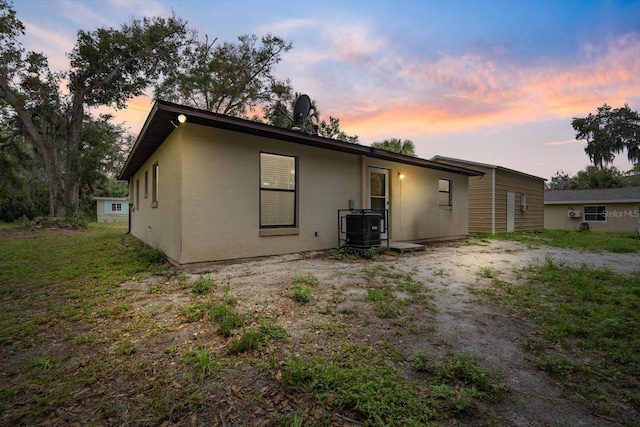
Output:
506 191 515 232
368 167 389 239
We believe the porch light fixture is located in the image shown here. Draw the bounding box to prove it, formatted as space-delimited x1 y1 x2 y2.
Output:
398 172 406 180
171 114 188 128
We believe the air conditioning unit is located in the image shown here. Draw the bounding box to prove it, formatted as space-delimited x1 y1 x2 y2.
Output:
568 209 582 218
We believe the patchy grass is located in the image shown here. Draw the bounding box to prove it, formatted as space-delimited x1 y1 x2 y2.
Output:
283 343 505 425
476 257 640 425
475 229 640 253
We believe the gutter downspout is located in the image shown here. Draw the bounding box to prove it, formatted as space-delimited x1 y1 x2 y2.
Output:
491 168 496 235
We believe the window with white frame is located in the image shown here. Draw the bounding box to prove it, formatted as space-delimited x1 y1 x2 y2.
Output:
439 179 452 206
111 203 123 212
260 153 296 227
584 205 606 222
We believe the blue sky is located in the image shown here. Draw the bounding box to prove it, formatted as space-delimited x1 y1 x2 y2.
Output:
13 0 640 179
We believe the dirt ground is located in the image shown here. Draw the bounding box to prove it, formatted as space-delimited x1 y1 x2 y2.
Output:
179 239 639 426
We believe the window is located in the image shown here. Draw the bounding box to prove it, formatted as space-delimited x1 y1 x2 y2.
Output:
152 162 159 207
135 179 140 209
438 179 451 206
144 170 148 198
584 205 606 222
260 153 296 227
111 203 122 212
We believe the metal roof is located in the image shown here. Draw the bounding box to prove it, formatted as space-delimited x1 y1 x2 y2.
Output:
119 100 484 180
544 187 640 204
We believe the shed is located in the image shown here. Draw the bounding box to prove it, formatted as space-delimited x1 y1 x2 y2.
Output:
94 197 129 222
544 187 640 232
431 156 545 234
118 100 483 265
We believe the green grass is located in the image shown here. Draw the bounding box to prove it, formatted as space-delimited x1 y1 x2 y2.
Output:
0 223 180 424
282 343 505 424
191 276 214 294
477 257 640 425
476 229 640 252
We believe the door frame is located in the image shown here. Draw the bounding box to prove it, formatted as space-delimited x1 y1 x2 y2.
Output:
368 167 389 239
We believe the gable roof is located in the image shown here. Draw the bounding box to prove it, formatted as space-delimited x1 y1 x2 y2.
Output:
544 187 640 204
119 100 483 180
430 155 546 181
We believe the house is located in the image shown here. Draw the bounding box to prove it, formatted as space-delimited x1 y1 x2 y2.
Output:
544 187 640 232
94 197 129 222
430 156 545 234
118 100 483 265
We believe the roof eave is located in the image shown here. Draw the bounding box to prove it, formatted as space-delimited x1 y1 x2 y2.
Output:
119 100 485 180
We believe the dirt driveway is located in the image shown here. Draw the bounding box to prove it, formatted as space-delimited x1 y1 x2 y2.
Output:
184 239 639 426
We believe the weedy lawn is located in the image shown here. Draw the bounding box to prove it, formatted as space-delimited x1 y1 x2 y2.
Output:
1 223 639 426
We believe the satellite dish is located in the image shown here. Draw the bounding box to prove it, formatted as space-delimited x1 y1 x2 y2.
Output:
293 94 311 126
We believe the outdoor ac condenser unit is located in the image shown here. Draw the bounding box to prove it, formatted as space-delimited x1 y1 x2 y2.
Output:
568 209 582 218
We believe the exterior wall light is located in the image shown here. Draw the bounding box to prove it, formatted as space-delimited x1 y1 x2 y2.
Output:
177 114 187 124
398 172 406 180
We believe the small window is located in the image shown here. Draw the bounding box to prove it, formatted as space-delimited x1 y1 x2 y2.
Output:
152 162 159 207
584 205 606 222
135 179 140 209
438 179 451 206
144 170 148 198
260 153 296 227
111 203 122 212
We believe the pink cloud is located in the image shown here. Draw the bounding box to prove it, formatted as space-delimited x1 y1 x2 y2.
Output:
328 32 640 142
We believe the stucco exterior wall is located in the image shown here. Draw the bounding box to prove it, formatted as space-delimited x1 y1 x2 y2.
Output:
129 130 183 262
361 159 469 242
545 203 640 232
128 124 472 264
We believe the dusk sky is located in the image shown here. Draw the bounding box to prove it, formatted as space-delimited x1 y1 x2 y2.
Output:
13 0 640 180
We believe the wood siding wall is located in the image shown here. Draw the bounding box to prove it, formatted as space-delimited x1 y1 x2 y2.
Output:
494 169 544 232
434 161 544 233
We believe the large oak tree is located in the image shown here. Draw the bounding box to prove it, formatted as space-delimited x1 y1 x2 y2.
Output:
572 103 640 169
0 1 187 216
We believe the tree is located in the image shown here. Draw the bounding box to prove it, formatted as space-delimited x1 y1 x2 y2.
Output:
0 1 187 216
155 33 292 117
546 165 632 190
572 103 640 169
371 138 416 156
570 166 626 189
546 170 572 190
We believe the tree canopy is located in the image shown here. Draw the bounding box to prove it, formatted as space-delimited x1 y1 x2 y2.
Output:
155 33 292 117
546 165 640 190
0 0 187 217
572 103 640 169
371 138 416 156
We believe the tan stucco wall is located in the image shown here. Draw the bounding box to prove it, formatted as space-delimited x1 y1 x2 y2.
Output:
361 159 469 242
129 129 183 262
129 124 471 264
545 203 640 232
